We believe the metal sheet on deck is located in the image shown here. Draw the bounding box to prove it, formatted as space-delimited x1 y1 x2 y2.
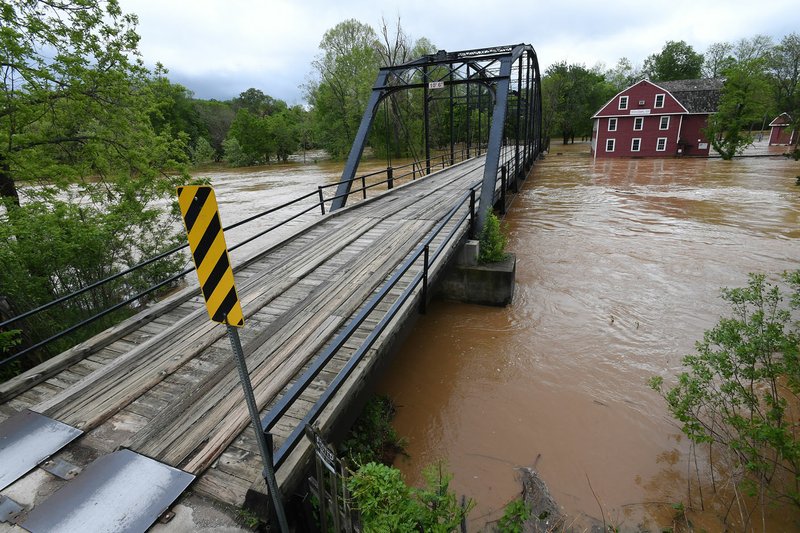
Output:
22 449 194 533
0 409 82 490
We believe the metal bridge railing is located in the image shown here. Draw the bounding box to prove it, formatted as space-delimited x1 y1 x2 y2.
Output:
269 142 534 467
0 154 475 374
263 177 484 469
315 147 479 214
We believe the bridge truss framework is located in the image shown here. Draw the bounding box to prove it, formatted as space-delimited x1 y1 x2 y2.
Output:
331 43 543 229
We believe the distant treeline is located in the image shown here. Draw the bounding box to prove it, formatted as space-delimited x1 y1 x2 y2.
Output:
176 30 800 166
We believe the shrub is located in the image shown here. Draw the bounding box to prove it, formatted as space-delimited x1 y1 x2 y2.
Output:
479 211 508 263
348 461 473 532
650 271 800 508
497 498 531 532
340 395 407 467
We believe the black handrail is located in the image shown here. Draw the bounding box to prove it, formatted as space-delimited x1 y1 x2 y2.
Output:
1 153 475 370
262 176 482 468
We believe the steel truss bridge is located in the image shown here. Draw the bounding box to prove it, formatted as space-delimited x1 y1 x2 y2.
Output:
0 44 542 531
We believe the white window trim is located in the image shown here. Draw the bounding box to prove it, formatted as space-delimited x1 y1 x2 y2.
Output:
606 138 615 152
618 96 628 110
631 138 641 152
656 137 667 151
659 116 670 130
654 93 665 108
633 117 644 131
608 118 617 132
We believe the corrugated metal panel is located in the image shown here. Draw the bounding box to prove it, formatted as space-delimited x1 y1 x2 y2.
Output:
22 449 194 533
0 409 82 490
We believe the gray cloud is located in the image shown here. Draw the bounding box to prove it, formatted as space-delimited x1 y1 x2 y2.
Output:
121 0 800 102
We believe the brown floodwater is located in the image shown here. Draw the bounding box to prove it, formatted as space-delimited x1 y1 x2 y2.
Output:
375 142 800 530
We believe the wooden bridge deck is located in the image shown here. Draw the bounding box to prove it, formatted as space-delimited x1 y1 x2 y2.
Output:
0 155 493 517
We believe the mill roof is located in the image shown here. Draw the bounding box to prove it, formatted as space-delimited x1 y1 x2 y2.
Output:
656 79 724 113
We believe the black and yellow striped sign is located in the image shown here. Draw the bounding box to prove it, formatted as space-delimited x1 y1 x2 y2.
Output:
177 185 244 327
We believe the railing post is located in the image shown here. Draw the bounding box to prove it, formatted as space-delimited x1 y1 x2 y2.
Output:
469 189 476 239
318 187 326 215
500 165 507 215
420 245 429 314
361 176 367 200
387 166 394 189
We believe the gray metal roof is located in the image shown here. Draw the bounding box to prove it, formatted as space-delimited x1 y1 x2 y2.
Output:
657 79 724 113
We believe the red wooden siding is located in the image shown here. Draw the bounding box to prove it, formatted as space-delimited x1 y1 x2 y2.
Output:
590 79 714 158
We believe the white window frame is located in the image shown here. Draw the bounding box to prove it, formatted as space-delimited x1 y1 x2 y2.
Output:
659 116 670 130
631 138 641 152
606 138 615 152
633 117 644 131
656 137 667 152
619 96 629 110
654 93 665 108
608 118 617 132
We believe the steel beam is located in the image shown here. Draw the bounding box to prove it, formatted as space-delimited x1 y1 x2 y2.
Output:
331 69 389 211
477 54 513 231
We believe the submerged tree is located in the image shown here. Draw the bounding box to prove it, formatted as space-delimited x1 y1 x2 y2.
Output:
706 60 772 159
650 272 800 514
542 62 612 143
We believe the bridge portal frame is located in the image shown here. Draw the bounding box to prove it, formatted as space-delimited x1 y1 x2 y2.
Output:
330 43 543 231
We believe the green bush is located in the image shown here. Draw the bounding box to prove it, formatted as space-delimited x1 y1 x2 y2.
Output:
348 461 473 532
650 271 800 508
479 212 508 263
340 395 407 467
497 498 530 532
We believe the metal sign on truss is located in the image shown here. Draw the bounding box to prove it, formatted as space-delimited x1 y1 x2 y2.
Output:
177 185 288 532
330 44 543 232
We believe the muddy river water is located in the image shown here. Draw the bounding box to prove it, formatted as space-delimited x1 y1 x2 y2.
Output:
199 144 798 530
373 143 800 530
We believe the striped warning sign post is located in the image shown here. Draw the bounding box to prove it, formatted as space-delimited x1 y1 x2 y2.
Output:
177 185 244 327
176 185 288 532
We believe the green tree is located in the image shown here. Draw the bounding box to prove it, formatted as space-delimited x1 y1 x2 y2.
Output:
703 42 735 78
643 40 704 81
269 109 300 162
148 78 206 151
604 57 641 91
221 136 247 166
190 137 215 165
734 34 774 64
542 62 613 143
650 272 800 510
193 99 236 160
226 108 272 165
0 1 188 373
306 19 381 157
0 0 185 204
706 60 772 159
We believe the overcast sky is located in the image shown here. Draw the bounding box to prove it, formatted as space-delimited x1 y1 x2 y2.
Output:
120 0 799 104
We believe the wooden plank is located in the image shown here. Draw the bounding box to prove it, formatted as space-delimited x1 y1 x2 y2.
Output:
34 217 381 430
177 218 434 473
193 467 250 507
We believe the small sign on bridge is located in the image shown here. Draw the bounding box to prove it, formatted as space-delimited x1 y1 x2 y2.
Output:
428 81 445 89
